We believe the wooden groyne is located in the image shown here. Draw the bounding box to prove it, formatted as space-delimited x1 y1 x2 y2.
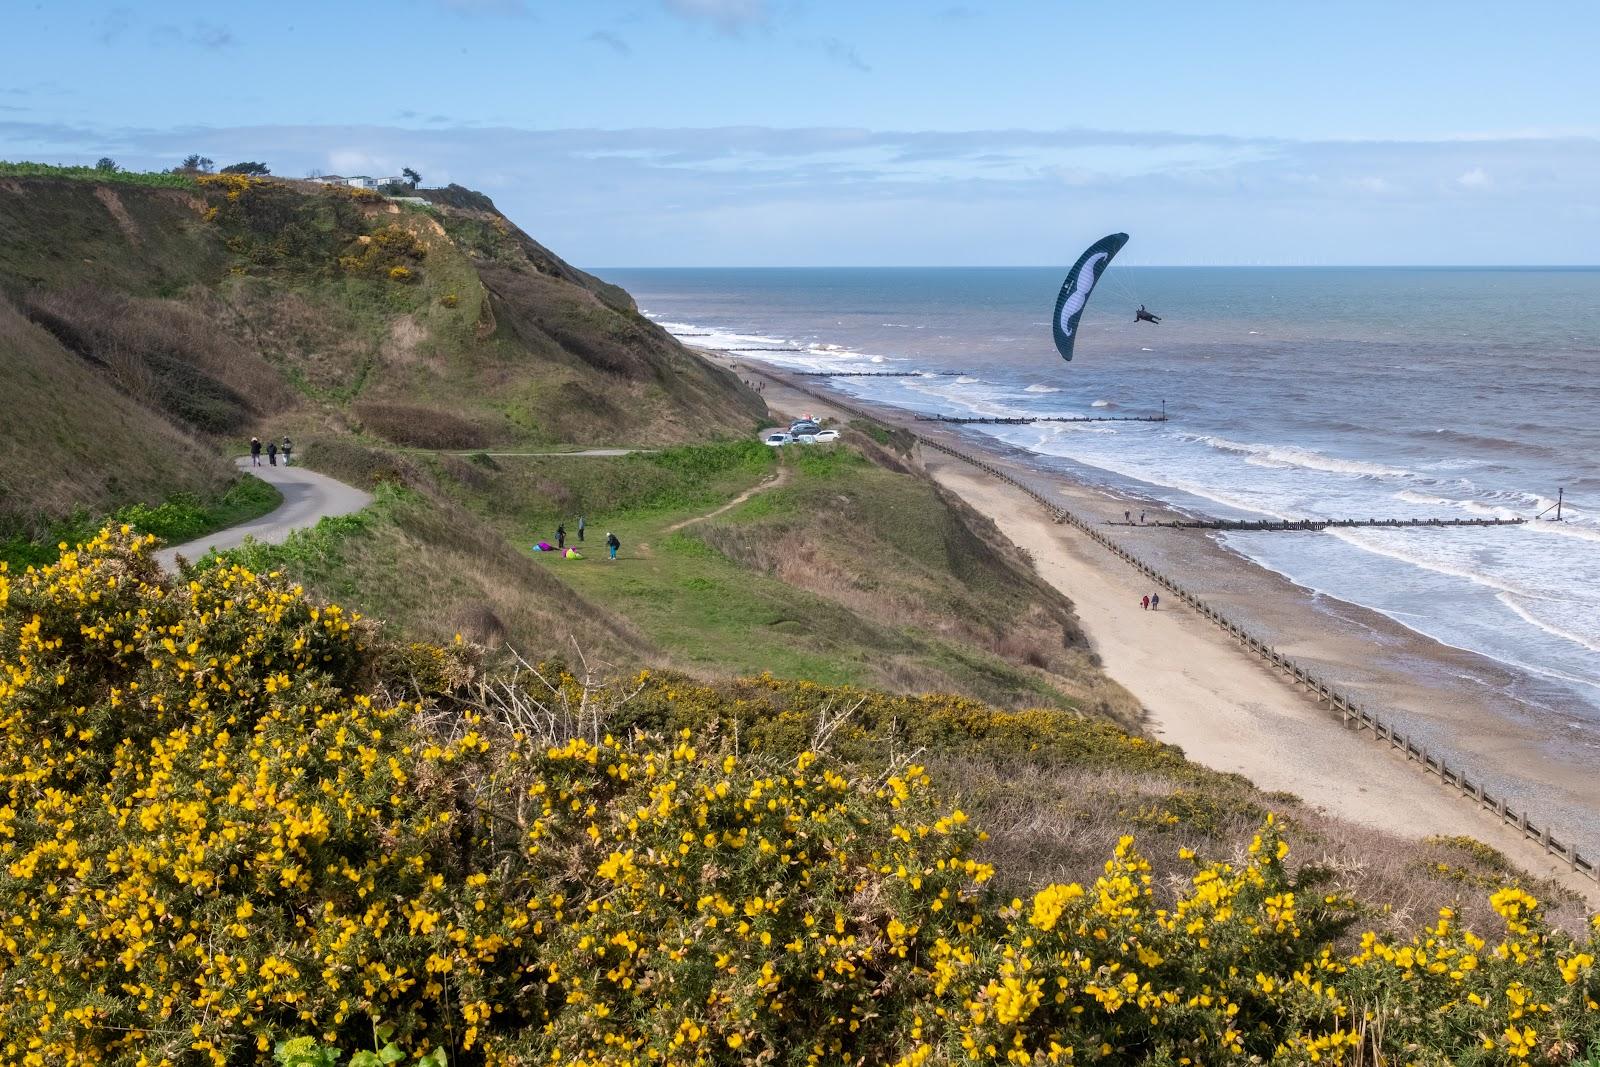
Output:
794 370 962 378
1118 516 1525 531
766 371 1597 886
915 414 1167 425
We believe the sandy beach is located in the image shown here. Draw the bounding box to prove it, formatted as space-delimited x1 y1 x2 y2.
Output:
724 355 1600 903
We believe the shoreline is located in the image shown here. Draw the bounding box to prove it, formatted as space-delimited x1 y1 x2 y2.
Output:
719 352 1600 903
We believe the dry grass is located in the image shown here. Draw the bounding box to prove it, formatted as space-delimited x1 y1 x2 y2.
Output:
238 438 652 667
21 284 296 433
212 282 376 399
683 449 1142 728
355 402 490 449
0 297 229 537
932 756 1593 938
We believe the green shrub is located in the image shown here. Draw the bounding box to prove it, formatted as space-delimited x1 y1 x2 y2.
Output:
5 529 1599 1065
0 476 281 570
0 159 196 188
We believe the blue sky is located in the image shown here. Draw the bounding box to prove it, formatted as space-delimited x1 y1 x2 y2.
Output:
5 0 1598 265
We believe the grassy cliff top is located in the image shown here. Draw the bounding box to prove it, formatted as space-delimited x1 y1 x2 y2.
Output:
0 167 764 538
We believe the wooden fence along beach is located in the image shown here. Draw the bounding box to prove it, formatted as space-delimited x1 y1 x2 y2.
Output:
775 376 1597 884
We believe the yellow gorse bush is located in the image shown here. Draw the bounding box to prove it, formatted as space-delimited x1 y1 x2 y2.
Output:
1 529 1597 1065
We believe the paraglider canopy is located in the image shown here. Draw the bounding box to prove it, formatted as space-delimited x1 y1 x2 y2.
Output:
1052 233 1129 362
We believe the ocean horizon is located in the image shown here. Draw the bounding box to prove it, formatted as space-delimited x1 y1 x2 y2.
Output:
599 264 1600 729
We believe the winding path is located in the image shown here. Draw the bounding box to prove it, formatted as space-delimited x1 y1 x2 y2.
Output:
154 458 372 572
663 468 792 534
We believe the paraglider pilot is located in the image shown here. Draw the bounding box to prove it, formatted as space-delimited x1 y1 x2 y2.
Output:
1135 305 1161 324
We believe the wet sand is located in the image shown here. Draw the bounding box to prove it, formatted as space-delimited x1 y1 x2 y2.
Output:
722 354 1600 902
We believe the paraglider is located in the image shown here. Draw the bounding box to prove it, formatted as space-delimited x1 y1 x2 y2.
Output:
1051 233 1129 362
1135 305 1161 324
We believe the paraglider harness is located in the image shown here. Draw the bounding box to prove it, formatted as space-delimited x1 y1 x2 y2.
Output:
1135 305 1161 324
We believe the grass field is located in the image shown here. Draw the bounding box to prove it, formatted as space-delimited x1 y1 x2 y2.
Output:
508 438 1139 719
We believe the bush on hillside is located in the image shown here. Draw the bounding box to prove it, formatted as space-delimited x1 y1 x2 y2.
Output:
356 401 489 449
21 284 295 432
0 160 194 188
339 224 427 282
2 529 1599 1065
416 183 497 212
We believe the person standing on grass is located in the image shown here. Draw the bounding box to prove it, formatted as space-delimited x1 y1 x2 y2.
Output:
266 439 278 466
281 437 293 466
577 516 586 542
250 437 262 466
557 523 566 550
606 531 620 561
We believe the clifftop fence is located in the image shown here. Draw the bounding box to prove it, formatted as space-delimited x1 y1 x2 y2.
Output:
775 374 1597 884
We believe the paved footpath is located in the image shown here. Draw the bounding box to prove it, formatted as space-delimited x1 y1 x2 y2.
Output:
155 457 372 572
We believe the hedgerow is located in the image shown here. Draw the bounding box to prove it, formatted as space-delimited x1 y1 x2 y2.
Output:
0 161 195 188
1 529 1598 1064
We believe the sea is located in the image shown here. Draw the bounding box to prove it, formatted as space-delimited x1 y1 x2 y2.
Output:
598 266 1600 720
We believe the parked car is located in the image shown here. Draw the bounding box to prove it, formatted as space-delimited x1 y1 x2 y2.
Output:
763 431 793 447
795 428 840 445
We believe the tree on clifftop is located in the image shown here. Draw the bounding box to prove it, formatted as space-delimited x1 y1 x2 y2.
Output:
178 154 214 173
402 166 421 187
94 157 118 173
221 161 270 175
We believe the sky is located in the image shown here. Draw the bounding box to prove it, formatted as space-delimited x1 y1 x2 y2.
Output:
4 0 1599 266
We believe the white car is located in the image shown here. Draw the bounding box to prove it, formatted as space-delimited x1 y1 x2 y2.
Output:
763 431 793 447
797 428 840 444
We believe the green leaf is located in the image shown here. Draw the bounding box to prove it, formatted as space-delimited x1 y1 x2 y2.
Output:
274 1036 342 1067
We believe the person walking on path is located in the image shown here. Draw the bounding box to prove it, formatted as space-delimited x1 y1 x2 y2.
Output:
606 531 620 561
1150 593 1160 611
281 437 293 466
1141 595 1150 611
577 516 586 543
250 437 262 467
556 523 566 550
1123 510 1130 523
266 440 278 466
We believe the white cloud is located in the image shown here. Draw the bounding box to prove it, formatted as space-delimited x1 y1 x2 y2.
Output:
328 149 389 174
661 0 769 33
587 30 632 56
1457 167 1492 188
6 119 1599 264
436 0 529 15
818 37 869 72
